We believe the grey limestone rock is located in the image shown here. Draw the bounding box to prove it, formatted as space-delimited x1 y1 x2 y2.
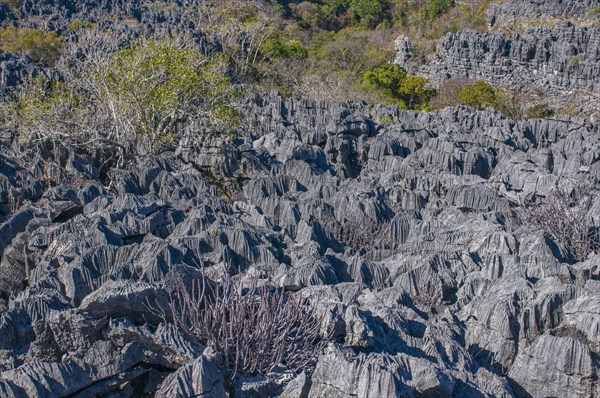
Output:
0 90 599 397
155 355 227 398
508 334 596 397
487 0 600 26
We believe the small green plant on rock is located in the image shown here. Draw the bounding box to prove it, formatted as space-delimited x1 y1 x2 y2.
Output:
66 19 94 32
524 103 554 119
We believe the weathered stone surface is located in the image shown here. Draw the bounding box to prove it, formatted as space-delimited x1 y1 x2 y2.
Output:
508 334 596 397
155 356 226 398
487 0 600 26
426 23 600 96
0 91 598 397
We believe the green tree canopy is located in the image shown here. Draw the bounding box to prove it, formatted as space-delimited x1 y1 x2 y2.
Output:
361 64 434 110
421 0 454 22
458 80 497 110
2 39 239 156
349 0 387 27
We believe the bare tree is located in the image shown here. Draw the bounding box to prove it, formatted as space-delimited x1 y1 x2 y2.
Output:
190 0 282 75
153 266 329 378
1 28 239 160
525 180 599 263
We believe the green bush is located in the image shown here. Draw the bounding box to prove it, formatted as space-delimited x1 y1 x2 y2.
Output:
289 0 388 30
0 27 62 65
422 0 454 22
7 78 91 142
458 80 497 110
349 0 387 27
66 19 94 32
261 34 308 60
399 75 435 110
524 103 554 119
361 64 434 110
2 39 239 155
362 63 407 97
104 42 239 148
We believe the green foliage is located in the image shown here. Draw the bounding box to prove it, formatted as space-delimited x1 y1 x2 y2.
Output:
362 63 407 97
289 0 389 30
105 42 238 146
398 75 435 110
313 28 390 73
0 27 62 65
361 64 434 110
592 6 600 14
6 78 90 141
3 40 239 155
349 0 387 27
458 80 497 110
430 77 470 109
524 103 554 119
261 34 308 60
66 19 94 32
567 55 582 70
421 0 454 22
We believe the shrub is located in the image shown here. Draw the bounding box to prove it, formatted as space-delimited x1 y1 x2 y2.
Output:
66 19 94 32
524 103 554 119
314 28 391 74
361 63 407 98
101 42 239 149
361 63 434 110
156 267 329 378
458 80 497 110
2 38 239 156
349 0 387 28
398 75 435 110
421 0 454 22
525 181 599 263
0 27 62 65
196 0 281 78
261 33 308 60
430 77 472 109
5 78 91 142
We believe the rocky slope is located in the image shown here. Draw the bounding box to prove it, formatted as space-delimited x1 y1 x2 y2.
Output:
0 93 599 397
487 0 600 26
398 0 600 118
426 23 600 94
0 0 600 397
